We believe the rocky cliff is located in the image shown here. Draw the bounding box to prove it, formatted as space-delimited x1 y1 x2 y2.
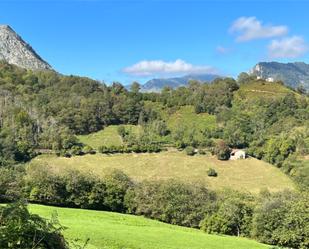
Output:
0 25 52 70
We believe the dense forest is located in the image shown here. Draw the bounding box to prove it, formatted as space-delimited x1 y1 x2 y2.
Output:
0 61 309 248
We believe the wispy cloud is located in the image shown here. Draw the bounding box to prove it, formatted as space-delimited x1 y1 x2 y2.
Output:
123 59 217 77
216 45 230 54
230 16 288 42
268 36 308 59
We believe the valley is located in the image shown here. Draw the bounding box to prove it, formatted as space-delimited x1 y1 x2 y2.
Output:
0 13 308 249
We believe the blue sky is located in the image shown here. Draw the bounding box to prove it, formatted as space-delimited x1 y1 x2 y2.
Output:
1 0 309 84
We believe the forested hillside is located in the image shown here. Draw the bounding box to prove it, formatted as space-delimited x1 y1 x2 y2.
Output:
0 61 309 249
0 61 308 187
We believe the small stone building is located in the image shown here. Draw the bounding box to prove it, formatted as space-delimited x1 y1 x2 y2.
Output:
230 149 246 160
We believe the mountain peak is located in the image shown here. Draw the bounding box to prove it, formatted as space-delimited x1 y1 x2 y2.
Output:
141 73 221 92
0 24 13 31
0 24 52 70
250 62 309 90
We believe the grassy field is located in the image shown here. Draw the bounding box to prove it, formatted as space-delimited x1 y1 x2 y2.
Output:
235 81 298 101
29 204 269 249
166 105 216 132
78 125 139 149
31 151 295 193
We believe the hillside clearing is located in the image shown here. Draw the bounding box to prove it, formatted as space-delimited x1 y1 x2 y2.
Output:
235 81 299 101
29 204 269 249
78 106 217 148
31 151 295 193
166 105 216 131
77 125 139 149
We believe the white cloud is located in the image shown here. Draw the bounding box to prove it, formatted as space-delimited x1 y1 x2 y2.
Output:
268 36 308 59
216 45 230 54
123 59 217 76
230 16 288 42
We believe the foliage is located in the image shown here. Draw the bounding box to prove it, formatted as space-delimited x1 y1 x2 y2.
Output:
0 202 68 249
207 168 217 177
200 191 254 237
215 140 230 160
185 146 195 156
125 180 216 228
252 191 309 249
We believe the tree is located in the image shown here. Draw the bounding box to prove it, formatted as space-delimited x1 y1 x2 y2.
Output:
200 191 254 237
252 191 309 249
130 81 141 94
237 72 255 85
0 202 68 249
128 180 215 228
215 140 230 160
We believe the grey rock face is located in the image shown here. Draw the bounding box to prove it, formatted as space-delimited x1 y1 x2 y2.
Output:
250 62 309 90
0 25 52 70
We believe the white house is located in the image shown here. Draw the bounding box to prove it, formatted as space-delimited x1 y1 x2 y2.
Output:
230 149 246 160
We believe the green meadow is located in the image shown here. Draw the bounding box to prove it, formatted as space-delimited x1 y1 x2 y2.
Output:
29 204 269 249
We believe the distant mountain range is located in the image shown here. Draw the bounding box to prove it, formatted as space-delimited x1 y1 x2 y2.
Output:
250 62 309 90
0 24 52 70
141 74 221 92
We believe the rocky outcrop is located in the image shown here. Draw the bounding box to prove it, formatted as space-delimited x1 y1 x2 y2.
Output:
250 62 309 90
0 25 52 70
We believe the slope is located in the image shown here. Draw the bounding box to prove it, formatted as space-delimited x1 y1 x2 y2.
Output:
29 204 269 249
31 151 295 193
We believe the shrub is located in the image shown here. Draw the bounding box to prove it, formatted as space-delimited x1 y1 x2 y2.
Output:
98 144 162 154
0 166 24 201
198 149 207 155
83 145 96 154
0 202 68 249
98 145 109 154
117 125 127 138
207 168 218 177
200 191 254 237
185 146 195 156
200 138 214 147
104 170 134 212
70 145 84 156
25 163 67 205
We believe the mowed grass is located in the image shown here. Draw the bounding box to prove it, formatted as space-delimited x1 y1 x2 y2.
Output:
32 151 295 193
78 125 139 149
29 204 269 249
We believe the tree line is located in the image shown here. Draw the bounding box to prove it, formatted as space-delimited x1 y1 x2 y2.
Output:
1 165 308 249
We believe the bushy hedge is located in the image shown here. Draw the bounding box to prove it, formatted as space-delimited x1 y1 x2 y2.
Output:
125 180 216 228
98 144 162 154
25 163 132 212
